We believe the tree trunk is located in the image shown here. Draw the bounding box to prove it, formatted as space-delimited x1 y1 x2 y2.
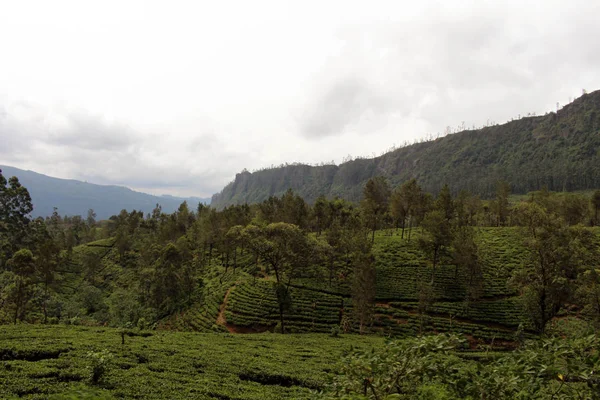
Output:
431 247 438 284
233 247 237 271
43 282 48 324
278 303 286 334
329 257 334 287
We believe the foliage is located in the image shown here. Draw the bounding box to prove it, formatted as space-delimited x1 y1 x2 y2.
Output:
327 333 600 399
86 349 113 384
0 324 381 399
511 202 597 332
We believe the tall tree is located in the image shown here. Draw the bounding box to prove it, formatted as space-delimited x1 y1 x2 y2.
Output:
435 184 454 222
4 249 36 324
452 226 483 304
510 202 595 333
419 210 453 283
312 195 330 236
0 169 33 266
349 222 375 334
243 222 308 333
389 188 407 236
361 177 391 243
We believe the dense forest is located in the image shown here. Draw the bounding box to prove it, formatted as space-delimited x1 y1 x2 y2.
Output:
212 90 600 208
3 167 600 398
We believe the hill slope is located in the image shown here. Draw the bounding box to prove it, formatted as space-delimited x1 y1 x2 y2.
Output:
212 90 600 208
0 165 210 219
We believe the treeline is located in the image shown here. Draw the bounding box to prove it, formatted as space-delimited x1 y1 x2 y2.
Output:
2 168 599 334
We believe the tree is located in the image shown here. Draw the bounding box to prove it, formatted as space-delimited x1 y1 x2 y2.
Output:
592 190 600 226
35 232 60 323
435 184 454 222
4 249 36 323
576 268 600 329
389 188 407 236
510 202 595 333
0 169 33 266
452 226 483 304
410 192 432 241
148 243 195 317
312 195 330 236
560 193 589 225
225 225 245 271
86 209 97 227
280 189 309 228
491 180 511 226
361 177 391 243
419 210 453 283
349 223 375 334
243 222 308 333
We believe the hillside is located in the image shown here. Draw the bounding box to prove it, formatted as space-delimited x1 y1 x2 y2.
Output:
0 165 210 219
172 229 541 342
212 90 600 208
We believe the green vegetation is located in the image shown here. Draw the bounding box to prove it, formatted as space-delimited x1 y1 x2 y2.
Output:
1 325 598 399
330 333 600 399
3 162 600 398
0 324 382 399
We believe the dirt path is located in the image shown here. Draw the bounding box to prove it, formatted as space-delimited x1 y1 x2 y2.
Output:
216 285 236 332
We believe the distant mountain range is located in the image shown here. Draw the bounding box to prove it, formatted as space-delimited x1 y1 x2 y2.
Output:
0 165 210 220
211 90 600 208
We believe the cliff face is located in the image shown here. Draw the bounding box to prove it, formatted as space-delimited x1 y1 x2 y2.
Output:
212 91 600 208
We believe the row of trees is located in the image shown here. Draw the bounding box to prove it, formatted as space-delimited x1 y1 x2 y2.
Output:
2 167 599 334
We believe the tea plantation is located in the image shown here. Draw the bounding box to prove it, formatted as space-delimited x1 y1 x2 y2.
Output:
0 325 382 399
172 228 543 342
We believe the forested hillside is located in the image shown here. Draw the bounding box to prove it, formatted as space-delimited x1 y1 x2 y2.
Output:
212 90 600 208
0 165 210 219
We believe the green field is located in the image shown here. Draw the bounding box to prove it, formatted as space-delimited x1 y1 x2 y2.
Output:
0 325 382 399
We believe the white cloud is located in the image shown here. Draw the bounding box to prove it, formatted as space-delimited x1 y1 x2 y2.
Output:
0 0 599 197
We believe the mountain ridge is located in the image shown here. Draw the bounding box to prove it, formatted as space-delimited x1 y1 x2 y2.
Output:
0 165 211 219
211 90 600 208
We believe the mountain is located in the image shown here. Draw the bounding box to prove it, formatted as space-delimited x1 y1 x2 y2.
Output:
212 90 600 208
0 165 211 219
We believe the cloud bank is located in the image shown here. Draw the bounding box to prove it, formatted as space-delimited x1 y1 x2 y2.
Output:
0 0 599 197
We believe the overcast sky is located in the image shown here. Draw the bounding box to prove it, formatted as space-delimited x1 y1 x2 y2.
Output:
1 0 599 197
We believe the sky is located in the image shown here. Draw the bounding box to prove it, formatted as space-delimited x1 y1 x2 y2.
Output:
1 0 599 198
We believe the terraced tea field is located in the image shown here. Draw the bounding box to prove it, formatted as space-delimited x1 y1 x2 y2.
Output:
73 227 599 343
0 325 382 399
225 280 348 334
154 228 540 342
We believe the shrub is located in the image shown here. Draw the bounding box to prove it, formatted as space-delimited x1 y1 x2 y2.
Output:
330 325 341 338
87 349 113 384
137 317 147 331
